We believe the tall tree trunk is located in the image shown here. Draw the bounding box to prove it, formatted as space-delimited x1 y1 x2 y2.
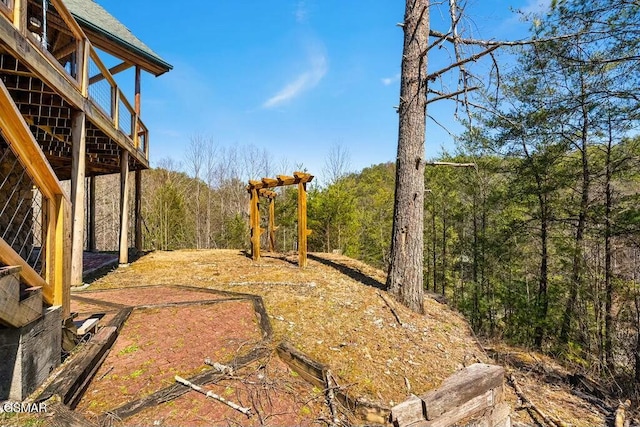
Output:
604 118 614 372
534 192 549 348
560 83 590 346
441 210 447 296
387 0 429 314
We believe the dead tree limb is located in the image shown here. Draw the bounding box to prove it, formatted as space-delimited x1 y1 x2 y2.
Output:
424 161 477 168
614 400 630 427
377 291 405 327
324 369 341 427
175 375 253 417
508 374 567 427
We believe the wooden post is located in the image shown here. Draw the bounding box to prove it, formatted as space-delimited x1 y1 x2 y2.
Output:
70 111 85 286
268 197 277 252
134 170 142 251
13 0 26 33
250 188 260 261
88 176 96 252
298 180 308 267
135 66 141 114
119 150 130 265
134 66 141 148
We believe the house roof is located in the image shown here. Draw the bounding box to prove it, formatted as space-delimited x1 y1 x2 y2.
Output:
61 0 172 76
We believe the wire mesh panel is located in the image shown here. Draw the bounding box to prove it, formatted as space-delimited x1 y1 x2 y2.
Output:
88 57 113 118
118 98 133 137
0 138 48 275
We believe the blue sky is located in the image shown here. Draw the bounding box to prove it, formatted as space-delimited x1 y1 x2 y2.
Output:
97 0 549 182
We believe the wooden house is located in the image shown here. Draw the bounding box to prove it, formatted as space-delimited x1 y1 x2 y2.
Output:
0 0 171 400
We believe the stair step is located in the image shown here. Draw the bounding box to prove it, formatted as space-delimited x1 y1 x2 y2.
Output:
0 265 22 279
0 267 20 301
0 267 42 328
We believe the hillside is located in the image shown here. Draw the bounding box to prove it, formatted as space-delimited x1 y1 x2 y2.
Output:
77 250 606 426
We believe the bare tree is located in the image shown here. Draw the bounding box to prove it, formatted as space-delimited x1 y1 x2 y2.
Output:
322 142 351 185
186 135 207 249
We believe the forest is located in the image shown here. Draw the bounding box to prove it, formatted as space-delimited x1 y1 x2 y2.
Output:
82 0 640 399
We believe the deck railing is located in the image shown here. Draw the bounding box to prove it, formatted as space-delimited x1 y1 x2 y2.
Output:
0 78 70 316
1 0 148 161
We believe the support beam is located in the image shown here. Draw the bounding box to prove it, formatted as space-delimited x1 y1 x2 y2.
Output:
249 188 261 261
119 150 130 265
88 176 96 252
70 111 86 286
268 197 277 252
134 170 142 251
298 180 310 268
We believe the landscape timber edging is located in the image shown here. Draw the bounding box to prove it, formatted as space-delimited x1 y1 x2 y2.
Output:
276 341 391 425
390 363 509 427
36 306 132 406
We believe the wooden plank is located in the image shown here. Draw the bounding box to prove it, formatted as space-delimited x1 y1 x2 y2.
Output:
0 237 48 299
76 317 99 335
276 341 326 389
421 364 504 421
420 389 496 427
37 326 117 405
0 280 41 328
261 177 279 187
391 394 426 427
88 61 132 85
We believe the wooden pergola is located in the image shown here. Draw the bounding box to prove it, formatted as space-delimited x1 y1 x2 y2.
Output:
247 172 313 267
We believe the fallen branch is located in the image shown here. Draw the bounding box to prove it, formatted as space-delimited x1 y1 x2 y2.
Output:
508 374 567 427
324 369 340 427
614 400 630 427
175 375 252 417
377 291 405 327
204 358 234 375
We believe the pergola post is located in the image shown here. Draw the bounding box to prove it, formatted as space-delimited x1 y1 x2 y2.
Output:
297 178 309 268
247 172 312 267
70 111 86 286
268 196 277 252
250 188 261 260
119 150 130 265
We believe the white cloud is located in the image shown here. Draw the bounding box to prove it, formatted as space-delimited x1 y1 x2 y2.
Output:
295 1 308 23
381 73 400 86
520 0 552 15
263 49 327 109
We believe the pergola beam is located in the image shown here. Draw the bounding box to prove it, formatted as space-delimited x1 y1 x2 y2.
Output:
247 171 313 266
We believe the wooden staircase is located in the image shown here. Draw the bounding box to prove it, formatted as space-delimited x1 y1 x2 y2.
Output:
0 266 43 328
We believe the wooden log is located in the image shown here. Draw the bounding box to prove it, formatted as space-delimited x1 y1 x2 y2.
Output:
175 375 252 416
109 345 270 420
118 150 130 265
70 111 86 287
423 389 496 427
37 326 117 406
420 364 504 420
391 394 425 427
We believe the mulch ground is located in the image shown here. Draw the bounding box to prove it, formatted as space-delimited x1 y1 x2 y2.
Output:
66 284 330 426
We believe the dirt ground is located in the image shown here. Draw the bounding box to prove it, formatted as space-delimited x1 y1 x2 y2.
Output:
1 249 611 426
75 249 606 426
